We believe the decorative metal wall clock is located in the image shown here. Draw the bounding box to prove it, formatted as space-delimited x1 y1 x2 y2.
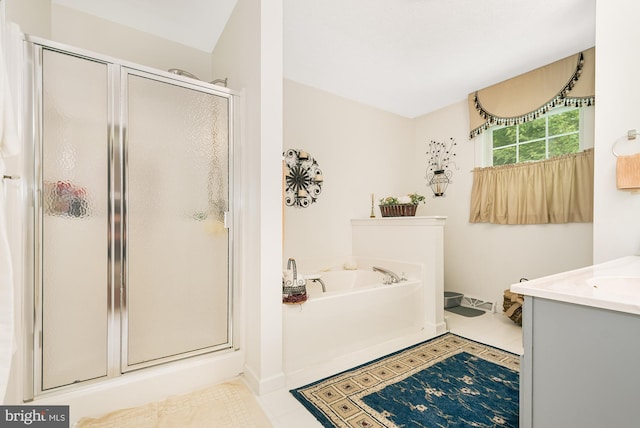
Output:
283 149 323 208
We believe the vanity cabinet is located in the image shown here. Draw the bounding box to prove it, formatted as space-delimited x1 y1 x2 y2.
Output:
515 259 640 428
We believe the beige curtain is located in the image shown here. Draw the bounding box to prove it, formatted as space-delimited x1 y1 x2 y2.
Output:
468 47 595 138
469 149 593 224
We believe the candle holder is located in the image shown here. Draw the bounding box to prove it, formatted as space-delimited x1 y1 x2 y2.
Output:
427 169 452 197
370 193 376 218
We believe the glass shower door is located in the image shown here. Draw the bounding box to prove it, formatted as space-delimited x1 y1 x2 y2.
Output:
39 49 109 390
123 71 232 370
30 39 236 397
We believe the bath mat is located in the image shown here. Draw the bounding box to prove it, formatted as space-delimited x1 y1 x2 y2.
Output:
75 378 272 428
446 305 486 317
291 333 519 428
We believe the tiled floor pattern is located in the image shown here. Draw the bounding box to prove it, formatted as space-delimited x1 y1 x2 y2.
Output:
257 310 523 427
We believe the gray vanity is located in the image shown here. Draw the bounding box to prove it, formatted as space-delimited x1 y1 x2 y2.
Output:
511 256 640 428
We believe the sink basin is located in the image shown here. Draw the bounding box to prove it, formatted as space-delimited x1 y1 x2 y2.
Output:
511 257 640 315
587 277 640 299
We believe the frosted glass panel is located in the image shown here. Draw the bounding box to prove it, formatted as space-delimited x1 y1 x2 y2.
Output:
126 75 230 366
41 50 109 389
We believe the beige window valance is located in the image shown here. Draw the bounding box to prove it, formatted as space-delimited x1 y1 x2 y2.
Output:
468 47 595 139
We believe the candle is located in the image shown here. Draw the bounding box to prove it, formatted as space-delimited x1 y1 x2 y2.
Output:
370 193 376 218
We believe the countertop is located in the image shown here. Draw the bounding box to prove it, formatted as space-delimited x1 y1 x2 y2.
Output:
510 255 640 315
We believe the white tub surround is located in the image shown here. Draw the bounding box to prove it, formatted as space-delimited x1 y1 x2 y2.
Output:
512 256 640 428
351 216 447 336
511 255 640 315
282 259 425 375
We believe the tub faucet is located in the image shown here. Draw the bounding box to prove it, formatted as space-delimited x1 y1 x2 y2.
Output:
309 277 327 292
372 266 402 284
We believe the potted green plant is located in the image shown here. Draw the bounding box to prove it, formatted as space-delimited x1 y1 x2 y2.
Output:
379 193 426 217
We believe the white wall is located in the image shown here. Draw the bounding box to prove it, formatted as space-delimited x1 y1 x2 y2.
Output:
413 102 593 305
213 0 285 395
7 0 214 80
49 5 214 80
5 0 49 38
593 0 640 262
283 79 415 260
283 80 594 308
232 0 640 330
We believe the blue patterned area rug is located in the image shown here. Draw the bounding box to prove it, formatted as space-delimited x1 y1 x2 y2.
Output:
290 333 519 427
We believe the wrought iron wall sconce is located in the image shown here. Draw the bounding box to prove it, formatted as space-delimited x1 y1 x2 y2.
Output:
283 149 323 207
425 137 456 197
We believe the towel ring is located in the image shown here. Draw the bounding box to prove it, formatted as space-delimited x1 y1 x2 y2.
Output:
612 129 640 157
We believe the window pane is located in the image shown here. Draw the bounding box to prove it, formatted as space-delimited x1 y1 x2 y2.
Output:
493 146 516 165
549 134 579 157
549 109 579 135
489 107 582 166
493 126 516 148
519 117 545 142
519 140 546 162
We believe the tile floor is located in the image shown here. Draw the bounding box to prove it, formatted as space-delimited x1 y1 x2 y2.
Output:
256 310 523 427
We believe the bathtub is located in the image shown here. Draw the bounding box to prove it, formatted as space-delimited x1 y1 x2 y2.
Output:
282 258 434 374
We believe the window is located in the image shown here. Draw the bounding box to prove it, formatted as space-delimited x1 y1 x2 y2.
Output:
489 107 583 166
470 105 595 225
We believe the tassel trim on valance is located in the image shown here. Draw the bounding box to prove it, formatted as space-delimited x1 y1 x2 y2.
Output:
469 52 594 139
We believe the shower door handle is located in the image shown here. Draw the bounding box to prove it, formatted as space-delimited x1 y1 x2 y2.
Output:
224 211 231 229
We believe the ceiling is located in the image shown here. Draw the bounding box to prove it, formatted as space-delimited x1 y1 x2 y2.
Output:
52 0 596 118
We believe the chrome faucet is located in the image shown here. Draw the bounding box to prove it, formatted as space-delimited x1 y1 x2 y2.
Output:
309 277 327 292
372 266 402 284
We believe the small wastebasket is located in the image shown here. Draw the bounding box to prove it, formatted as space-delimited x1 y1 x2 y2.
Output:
444 291 463 309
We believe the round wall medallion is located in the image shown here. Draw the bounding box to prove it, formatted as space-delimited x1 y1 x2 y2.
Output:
283 149 323 208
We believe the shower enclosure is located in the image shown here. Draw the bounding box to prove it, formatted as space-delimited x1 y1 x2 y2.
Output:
23 38 237 397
